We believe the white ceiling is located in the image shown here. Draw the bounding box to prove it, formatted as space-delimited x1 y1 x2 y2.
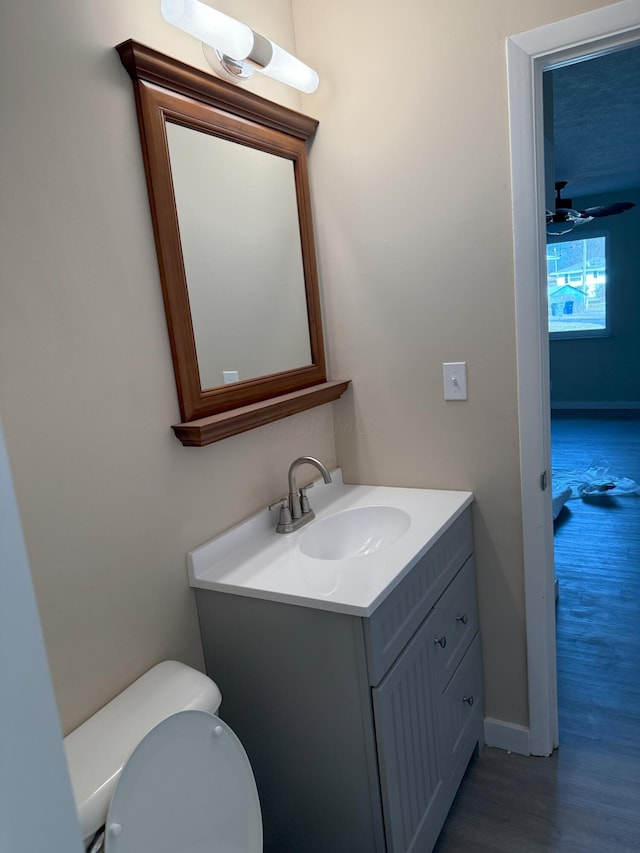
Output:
549 43 640 201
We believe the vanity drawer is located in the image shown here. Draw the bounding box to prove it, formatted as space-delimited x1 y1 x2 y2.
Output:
428 555 478 693
437 634 483 784
363 509 473 686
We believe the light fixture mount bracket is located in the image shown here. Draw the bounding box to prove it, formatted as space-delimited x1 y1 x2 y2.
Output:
201 44 252 81
203 31 273 83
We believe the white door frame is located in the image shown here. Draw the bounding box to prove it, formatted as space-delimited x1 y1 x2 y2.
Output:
507 0 640 757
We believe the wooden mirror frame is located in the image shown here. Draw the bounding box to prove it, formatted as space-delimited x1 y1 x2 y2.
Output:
116 41 348 446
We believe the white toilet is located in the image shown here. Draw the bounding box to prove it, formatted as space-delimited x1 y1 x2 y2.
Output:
63 660 262 852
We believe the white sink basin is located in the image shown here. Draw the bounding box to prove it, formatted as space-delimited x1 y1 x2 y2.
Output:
188 470 473 615
298 506 411 560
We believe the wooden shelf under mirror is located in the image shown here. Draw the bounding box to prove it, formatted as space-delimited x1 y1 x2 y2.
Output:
116 41 349 446
173 380 350 446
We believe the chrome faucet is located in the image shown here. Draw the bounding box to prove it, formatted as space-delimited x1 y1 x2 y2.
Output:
269 456 332 534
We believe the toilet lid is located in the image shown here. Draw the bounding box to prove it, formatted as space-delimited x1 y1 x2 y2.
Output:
104 710 262 853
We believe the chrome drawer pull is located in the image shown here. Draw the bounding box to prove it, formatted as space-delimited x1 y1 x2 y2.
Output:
463 695 474 706
456 614 468 625
433 636 447 648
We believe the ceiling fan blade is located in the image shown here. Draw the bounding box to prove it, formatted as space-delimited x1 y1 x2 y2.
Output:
580 201 635 218
547 181 635 236
547 217 593 236
547 222 576 236
551 207 587 224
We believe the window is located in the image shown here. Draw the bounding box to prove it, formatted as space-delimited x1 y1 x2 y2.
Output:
547 235 607 336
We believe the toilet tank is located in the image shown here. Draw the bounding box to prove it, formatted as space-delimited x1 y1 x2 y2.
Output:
63 661 222 843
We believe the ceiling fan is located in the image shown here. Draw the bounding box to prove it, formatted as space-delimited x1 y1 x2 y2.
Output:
546 180 635 236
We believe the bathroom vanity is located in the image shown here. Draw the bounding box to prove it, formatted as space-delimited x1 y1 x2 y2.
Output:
189 475 482 852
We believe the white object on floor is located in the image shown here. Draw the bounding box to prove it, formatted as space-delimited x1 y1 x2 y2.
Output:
552 486 572 520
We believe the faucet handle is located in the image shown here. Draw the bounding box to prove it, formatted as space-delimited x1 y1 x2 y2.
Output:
269 496 289 512
298 481 314 514
269 497 293 533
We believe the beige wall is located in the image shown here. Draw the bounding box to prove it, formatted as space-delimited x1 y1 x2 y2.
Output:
0 0 619 738
0 0 336 734
292 0 618 727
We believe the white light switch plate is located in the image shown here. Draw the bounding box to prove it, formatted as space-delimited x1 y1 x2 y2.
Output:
443 362 468 400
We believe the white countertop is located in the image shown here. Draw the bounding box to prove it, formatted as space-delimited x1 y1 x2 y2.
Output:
188 471 473 617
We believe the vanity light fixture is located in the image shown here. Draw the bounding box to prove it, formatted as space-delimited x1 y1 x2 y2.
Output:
160 0 319 93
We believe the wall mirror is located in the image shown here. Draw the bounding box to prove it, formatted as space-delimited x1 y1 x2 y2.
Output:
117 41 348 446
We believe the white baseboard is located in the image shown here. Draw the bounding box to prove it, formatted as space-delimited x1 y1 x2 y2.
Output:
551 401 640 410
483 717 531 755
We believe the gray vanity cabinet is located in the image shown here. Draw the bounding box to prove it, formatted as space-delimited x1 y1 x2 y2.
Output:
195 507 482 853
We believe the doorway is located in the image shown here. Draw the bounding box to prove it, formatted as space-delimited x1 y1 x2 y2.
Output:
507 1 640 757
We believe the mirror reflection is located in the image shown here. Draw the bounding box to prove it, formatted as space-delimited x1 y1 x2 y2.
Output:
166 123 312 390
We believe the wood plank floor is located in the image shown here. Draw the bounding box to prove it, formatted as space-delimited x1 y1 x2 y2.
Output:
434 415 640 852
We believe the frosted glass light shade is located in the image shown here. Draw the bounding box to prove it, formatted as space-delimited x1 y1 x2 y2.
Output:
261 42 319 94
161 0 253 60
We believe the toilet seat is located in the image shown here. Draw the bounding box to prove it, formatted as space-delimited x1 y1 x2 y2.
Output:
104 710 262 852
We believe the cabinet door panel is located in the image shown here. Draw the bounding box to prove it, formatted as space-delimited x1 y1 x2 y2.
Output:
372 617 443 853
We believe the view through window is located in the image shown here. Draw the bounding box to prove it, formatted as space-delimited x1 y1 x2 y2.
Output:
547 235 607 335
